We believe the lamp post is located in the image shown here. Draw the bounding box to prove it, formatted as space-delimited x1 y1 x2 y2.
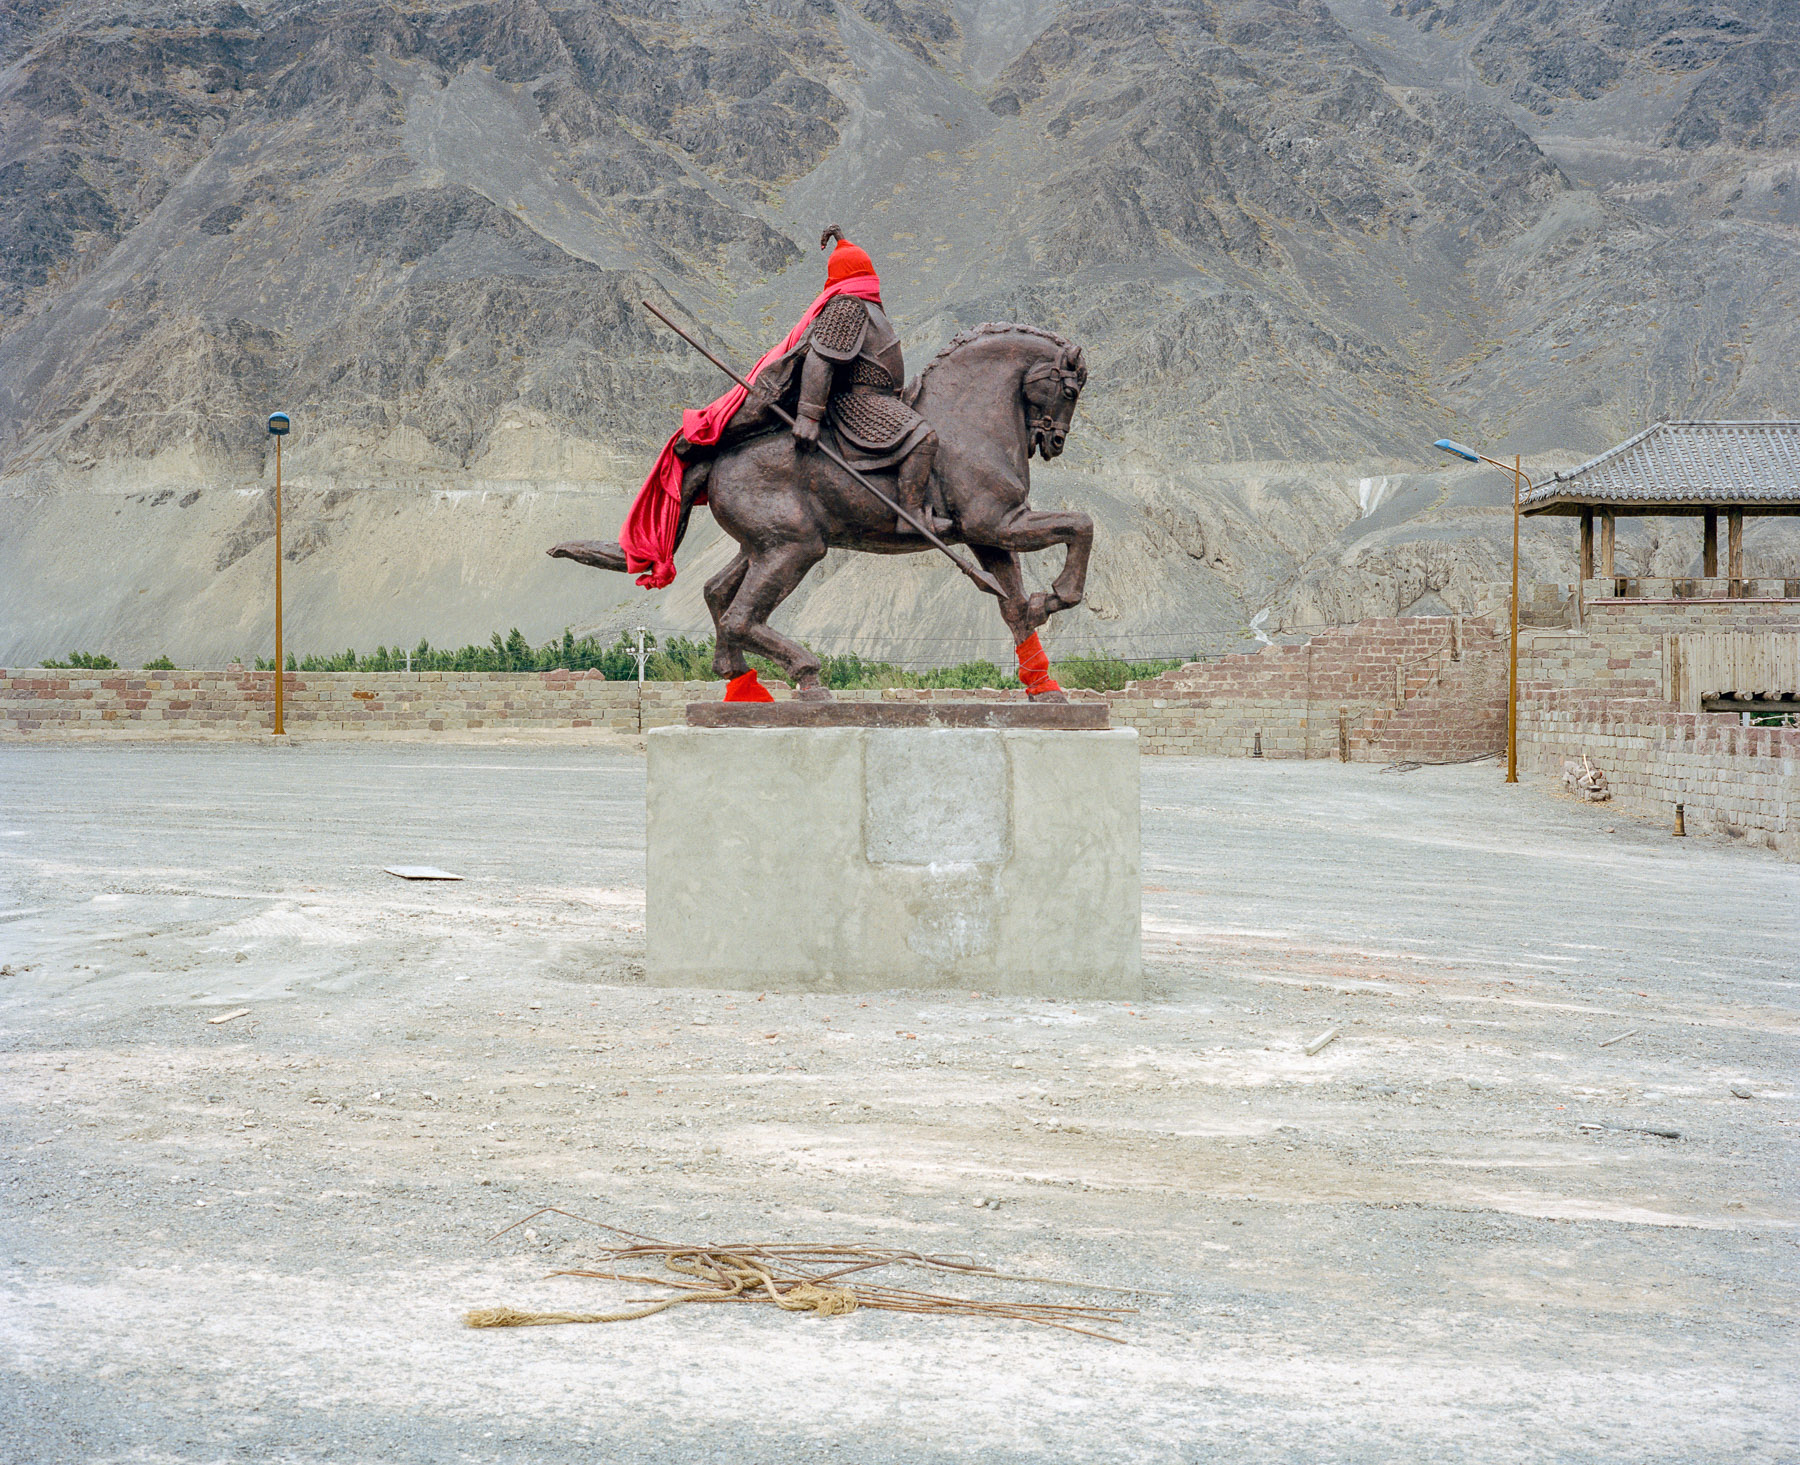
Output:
268 412 290 736
1432 438 1541 785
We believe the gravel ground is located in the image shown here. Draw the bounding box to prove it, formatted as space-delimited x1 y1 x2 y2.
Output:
1 742 1795 1464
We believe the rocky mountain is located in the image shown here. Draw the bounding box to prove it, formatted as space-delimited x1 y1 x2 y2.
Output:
1 0 1796 667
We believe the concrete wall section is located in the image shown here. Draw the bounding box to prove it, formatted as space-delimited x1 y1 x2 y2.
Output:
645 726 1142 996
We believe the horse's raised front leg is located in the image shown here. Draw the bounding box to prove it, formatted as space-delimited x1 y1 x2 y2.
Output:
967 505 1094 623
719 540 831 699
705 552 751 678
972 544 1067 704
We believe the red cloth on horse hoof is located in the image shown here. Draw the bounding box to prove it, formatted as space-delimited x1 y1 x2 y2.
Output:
1015 632 1061 696
724 669 775 703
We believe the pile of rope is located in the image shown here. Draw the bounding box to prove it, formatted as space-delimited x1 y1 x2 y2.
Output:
465 1208 1145 1342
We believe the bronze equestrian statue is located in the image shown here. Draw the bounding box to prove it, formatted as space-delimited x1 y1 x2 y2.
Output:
549 227 1091 703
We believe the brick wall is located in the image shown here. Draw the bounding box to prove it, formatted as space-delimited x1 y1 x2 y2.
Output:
1105 617 1507 761
9 599 1787 855
1518 597 1799 859
0 668 640 736
0 671 1063 740
499 627 1509 765
0 618 1508 764
1528 596 1800 695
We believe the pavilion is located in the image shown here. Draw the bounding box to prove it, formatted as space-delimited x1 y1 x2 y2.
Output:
1520 420 1800 588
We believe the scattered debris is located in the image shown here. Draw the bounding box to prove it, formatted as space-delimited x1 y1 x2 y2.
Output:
466 1210 1147 1341
1562 756 1610 802
1578 1122 1681 1140
384 866 464 881
1379 761 1422 774
1598 1029 1639 1048
1730 1086 1755 1100
206 1008 250 1025
1303 1028 1340 1056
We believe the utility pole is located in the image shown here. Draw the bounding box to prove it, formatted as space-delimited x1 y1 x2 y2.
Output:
634 627 649 684
1434 438 1539 785
268 412 290 735
1508 455 1521 784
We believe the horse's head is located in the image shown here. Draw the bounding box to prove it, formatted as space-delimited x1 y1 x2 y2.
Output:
910 323 1088 462
1021 342 1087 459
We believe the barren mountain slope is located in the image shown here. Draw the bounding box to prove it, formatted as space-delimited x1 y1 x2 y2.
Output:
0 0 1794 667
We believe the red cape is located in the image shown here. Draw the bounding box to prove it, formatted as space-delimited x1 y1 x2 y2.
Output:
620 275 884 588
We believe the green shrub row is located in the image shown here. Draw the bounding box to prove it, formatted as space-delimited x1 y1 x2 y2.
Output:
46 631 1182 691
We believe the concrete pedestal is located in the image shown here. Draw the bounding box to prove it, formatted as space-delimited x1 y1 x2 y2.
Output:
646 725 1140 996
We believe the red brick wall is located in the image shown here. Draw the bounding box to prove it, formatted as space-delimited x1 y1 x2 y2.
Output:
1107 617 1507 762
0 668 637 736
4 628 1508 762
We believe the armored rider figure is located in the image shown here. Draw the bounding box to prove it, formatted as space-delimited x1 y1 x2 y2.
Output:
791 226 946 536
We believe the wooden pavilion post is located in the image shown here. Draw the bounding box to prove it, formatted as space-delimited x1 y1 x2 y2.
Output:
1727 509 1744 585
1702 510 1718 577
1579 508 1594 580
1599 512 1615 579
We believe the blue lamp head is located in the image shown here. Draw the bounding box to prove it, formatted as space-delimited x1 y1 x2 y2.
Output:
1434 437 1479 463
267 411 290 436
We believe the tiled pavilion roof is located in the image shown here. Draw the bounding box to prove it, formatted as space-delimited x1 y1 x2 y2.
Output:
1521 421 1800 515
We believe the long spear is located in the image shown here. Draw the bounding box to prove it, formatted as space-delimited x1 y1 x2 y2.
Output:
640 299 1003 599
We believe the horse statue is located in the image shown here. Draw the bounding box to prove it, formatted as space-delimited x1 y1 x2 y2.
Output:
549 322 1091 702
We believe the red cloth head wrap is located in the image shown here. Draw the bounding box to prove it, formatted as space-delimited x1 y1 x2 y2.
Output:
825 239 878 288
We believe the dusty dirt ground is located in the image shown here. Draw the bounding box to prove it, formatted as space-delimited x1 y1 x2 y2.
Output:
1 742 1795 1464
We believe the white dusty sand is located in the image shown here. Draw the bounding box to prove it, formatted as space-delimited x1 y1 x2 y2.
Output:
0 743 1795 1463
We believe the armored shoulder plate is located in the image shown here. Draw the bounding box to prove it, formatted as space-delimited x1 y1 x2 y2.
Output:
809 295 869 362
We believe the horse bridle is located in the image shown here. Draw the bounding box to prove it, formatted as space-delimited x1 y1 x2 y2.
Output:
1023 347 1087 451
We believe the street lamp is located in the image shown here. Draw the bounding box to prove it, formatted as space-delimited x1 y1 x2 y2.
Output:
268 411 290 736
1432 439 1541 785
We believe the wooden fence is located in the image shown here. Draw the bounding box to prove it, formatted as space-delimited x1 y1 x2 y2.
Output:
1665 633 1800 710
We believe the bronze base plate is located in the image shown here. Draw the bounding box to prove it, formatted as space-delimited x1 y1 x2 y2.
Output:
684 701 1109 730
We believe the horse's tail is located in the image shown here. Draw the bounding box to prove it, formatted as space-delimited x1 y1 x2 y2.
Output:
547 461 712 574
547 538 628 571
